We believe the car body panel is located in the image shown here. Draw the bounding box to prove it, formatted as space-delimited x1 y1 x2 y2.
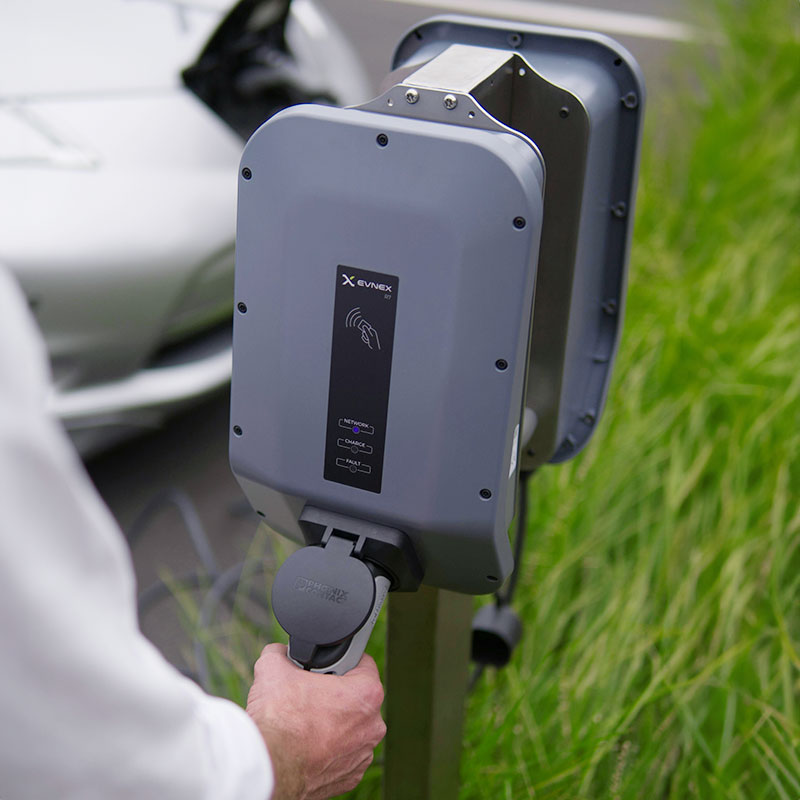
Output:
0 0 370 454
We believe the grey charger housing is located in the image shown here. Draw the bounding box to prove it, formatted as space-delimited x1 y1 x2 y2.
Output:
230 16 644 595
390 16 645 469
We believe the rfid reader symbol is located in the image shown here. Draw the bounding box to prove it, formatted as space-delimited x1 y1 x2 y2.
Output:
345 307 381 351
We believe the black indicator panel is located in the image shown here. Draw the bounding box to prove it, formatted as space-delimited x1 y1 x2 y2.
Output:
324 265 399 493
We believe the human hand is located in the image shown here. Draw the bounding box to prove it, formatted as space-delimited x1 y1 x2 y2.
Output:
246 643 386 800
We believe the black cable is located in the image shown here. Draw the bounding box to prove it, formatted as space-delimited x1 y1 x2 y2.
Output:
138 567 269 620
468 664 486 693
137 571 211 618
496 469 534 607
126 488 219 575
193 559 271 692
129 487 276 692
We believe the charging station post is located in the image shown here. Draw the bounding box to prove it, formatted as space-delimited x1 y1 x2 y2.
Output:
383 588 473 800
229 13 644 796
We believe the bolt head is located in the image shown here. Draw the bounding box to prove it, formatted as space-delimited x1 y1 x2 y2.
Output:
611 201 627 218
443 94 458 110
602 299 618 315
622 92 639 109
405 88 419 104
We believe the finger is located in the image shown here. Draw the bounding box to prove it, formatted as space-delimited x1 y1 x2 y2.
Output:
348 752 377 783
318 754 376 799
372 716 388 745
260 642 288 658
343 669 384 710
346 652 378 677
356 750 376 772
253 643 291 675
345 750 375 779
344 665 382 703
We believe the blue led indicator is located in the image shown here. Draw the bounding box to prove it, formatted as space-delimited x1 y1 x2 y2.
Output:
353 426 360 434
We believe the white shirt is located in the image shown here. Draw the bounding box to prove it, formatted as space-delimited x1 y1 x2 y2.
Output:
0 267 274 800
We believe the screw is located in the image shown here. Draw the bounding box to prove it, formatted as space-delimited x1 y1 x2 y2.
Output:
602 299 618 315
611 201 628 218
376 133 388 147
622 92 638 109
256 510 266 517
582 410 596 424
495 359 508 371
237 302 247 314
443 94 458 110
233 425 243 436
480 488 492 500
241 167 252 180
405 88 419 104
559 106 570 118
513 216 526 229
508 32 522 47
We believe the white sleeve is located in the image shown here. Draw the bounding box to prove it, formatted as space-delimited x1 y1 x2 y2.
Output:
0 268 274 800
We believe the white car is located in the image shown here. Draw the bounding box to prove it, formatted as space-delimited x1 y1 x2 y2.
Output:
0 0 370 454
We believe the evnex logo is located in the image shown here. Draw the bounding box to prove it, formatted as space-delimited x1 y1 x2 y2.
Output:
342 273 392 293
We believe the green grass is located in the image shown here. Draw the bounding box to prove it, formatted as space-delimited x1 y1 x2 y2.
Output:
455 1 800 796
192 1 800 795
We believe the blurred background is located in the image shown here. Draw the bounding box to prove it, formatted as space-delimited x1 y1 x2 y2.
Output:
2 0 798 797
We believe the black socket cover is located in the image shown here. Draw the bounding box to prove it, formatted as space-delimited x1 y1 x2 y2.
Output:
271 545 376 647
299 506 423 591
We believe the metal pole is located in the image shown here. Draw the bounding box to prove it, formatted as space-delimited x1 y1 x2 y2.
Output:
382 586 474 800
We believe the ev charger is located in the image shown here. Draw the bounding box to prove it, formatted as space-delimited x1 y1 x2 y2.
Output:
230 16 644 673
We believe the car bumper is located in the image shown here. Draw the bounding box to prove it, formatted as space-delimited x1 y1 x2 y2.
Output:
50 343 232 456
